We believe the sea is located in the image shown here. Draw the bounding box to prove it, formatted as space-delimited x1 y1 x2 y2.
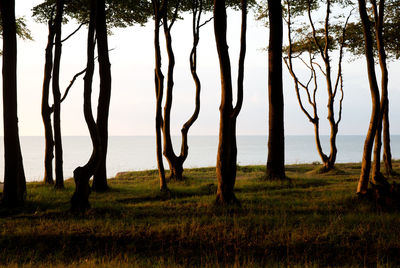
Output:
1 135 400 182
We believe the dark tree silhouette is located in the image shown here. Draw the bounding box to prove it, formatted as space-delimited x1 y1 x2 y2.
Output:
41 7 56 185
266 0 286 180
52 0 65 189
160 0 206 181
92 0 112 192
214 0 247 205
0 0 27 206
71 0 112 210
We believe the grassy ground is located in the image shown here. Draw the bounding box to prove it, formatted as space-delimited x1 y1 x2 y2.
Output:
1 162 400 267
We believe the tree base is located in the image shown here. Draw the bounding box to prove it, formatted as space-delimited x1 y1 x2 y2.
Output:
214 192 241 207
358 181 400 210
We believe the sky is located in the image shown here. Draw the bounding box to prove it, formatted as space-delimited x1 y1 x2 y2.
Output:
4 0 400 137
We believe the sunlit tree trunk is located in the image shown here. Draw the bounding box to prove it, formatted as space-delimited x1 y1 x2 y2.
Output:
152 0 168 192
1 0 27 206
357 0 381 195
371 0 390 183
266 0 286 180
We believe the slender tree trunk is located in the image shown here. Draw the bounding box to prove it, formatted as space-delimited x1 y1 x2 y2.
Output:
161 4 181 181
382 104 394 175
52 0 65 189
371 0 390 183
1 0 27 207
356 0 381 195
42 17 56 185
71 0 97 211
159 0 203 182
152 0 168 191
266 0 286 180
92 0 111 192
214 0 247 205
176 0 203 180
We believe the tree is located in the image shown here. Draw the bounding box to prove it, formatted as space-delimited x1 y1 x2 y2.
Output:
345 0 400 177
152 0 169 192
33 0 151 190
356 0 381 195
265 0 285 180
283 0 351 172
52 0 65 189
0 0 27 206
159 0 210 182
71 0 112 210
214 0 247 205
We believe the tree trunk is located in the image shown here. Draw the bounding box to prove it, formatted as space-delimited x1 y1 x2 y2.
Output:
371 0 390 183
152 0 168 191
71 0 97 211
382 104 394 175
356 0 381 195
161 4 181 181
214 0 246 205
52 0 65 189
92 0 111 192
42 17 56 185
1 0 27 207
266 0 285 180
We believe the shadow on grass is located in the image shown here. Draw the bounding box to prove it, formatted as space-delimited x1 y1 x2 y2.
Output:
1 230 400 267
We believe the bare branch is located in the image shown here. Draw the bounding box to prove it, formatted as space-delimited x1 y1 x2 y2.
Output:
61 22 87 43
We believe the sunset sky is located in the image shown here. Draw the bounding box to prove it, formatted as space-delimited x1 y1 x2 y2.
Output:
7 0 400 136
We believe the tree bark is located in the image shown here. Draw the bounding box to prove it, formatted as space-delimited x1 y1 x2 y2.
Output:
1 0 27 207
92 0 111 192
214 0 246 205
152 0 168 191
42 15 56 185
71 0 97 211
356 0 381 195
52 0 65 189
266 0 286 180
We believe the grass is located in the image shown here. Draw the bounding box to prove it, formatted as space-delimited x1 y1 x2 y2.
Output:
1 162 400 267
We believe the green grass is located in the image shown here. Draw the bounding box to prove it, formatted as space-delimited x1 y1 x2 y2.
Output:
1 162 400 267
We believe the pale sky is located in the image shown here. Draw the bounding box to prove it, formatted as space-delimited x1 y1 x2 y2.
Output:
5 0 400 137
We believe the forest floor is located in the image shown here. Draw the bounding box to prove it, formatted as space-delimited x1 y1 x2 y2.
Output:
1 162 400 267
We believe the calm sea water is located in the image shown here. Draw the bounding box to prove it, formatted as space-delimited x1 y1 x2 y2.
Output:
1 135 399 182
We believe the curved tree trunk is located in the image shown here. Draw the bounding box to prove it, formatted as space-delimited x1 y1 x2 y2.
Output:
159 0 203 182
214 0 247 205
71 0 97 211
161 4 180 181
42 17 56 185
92 0 111 193
52 0 65 189
1 0 27 207
152 0 168 192
266 0 286 180
371 0 390 183
356 0 381 195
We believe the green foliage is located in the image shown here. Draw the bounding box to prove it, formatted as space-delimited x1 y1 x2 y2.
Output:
1 163 400 266
32 0 152 28
344 0 400 60
0 16 33 41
